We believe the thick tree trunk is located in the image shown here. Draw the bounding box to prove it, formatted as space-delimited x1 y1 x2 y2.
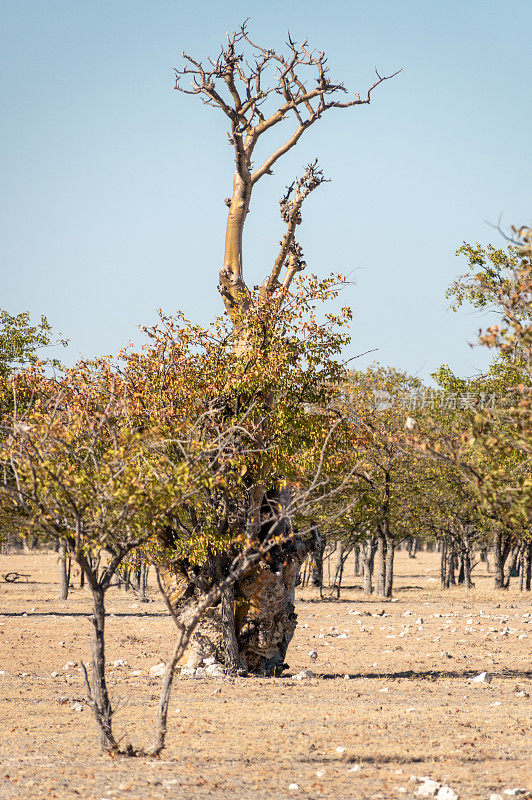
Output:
158 536 308 677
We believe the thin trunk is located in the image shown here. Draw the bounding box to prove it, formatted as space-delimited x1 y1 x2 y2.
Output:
57 540 69 601
353 544 362 576
384 531 394 597
331 543 347 599
221 584 240 675
440 536 448 589
362 538 376 595
493 530 512 590
138 562 148 602
448 546 457 585
462 546 474 589
524 540 532 591
376 529 387 597
310 527 324 589
502 545 520 589
87 586 117 752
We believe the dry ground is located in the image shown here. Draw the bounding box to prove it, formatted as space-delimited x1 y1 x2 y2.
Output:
0 549 530 800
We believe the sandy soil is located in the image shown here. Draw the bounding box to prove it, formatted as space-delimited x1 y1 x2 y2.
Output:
0 549 530 800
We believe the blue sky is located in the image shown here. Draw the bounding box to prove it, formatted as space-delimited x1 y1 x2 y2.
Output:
2 0 530 381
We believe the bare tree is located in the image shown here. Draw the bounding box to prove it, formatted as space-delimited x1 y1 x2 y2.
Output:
174 21 400 319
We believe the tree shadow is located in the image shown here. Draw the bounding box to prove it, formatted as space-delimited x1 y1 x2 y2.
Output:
0 611 167 618
313 668 532 680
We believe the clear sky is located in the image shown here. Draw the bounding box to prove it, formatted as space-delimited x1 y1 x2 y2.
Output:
2 0 530 381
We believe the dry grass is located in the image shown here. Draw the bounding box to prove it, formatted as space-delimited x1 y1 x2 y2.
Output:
0 549 530 799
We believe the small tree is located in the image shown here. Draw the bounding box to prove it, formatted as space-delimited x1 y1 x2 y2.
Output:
413 230 531 588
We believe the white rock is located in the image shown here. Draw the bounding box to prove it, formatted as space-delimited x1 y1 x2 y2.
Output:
489 794 504 800
308 650 318 660
316 770 325 777
292 669 314 680
130 670 142 677
112 659 127 668
180 667 196 677
343 674 351 680
437 786 459 800
336 746 347 753
205 663 224 677
289 783 299 791
502 790 527 797
63 661 76 670
149 662 166 677
51 671 58 678
416 779 441 797
347 764 361 773
468 671 492 684
416 618 423 625
70 701 83 711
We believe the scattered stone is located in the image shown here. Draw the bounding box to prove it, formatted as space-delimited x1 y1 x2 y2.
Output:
416 779 441 797
308 650 318 661
149 662 166 677
502 790 527 797
347 764 361 773
204 663 224 677
468 671 492 684
316 770 325 778
70 701 83 712
62 661 76 670
292 670 314 680
289 783 299 791
51 671 58 678
112 659 127 668
336 746 347 754
489 794 504 800
437 786 459 800
130 670 142 677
